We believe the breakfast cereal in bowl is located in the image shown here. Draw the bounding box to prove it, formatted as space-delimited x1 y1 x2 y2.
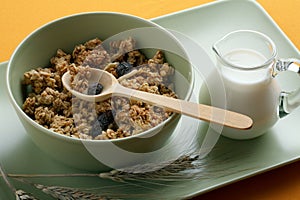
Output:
22 37 178 140
6 12 193 171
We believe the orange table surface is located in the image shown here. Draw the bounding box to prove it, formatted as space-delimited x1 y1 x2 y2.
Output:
1 0 300 199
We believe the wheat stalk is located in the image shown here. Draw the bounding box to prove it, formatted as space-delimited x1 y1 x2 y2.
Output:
14 177 120 200
99 154 199 182
0 153 219 199
1 146 256 200
6 173 98 179
0 164 39 200
1 153 202 184
1 149 253 184
98 148 256 184
1 164 118 200
34 183 115 200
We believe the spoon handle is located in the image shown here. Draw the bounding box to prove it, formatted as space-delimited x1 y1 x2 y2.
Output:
114 86 253 130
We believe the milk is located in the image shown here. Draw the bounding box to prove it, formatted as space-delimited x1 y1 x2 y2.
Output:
222 48 270 84
201 48 281 139
224 48 266 68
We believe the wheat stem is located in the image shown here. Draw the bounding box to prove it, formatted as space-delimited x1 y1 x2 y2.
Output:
1 165 39 200
0 164 16 193
5 173 98 178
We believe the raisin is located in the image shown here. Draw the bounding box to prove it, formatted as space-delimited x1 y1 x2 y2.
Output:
88 82 103 95
116 62 133 77
90 110 115 137
98 110 115 130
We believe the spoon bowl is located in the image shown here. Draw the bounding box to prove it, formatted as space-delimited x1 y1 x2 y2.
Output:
62 68 253 130
63 67 118 102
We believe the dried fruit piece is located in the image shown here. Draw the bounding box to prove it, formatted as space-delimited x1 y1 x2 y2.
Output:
116 62 133 77
87 82 103 95
90 110 115 137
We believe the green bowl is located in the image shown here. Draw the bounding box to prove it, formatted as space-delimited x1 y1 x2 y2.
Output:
6 12 194 171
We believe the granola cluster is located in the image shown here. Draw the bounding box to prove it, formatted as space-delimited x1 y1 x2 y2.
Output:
22 37 177 140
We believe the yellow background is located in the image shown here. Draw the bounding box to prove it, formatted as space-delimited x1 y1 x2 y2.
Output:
1 0 300 199
1 0 300 63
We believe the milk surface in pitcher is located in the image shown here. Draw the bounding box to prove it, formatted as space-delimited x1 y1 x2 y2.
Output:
217 48 281 139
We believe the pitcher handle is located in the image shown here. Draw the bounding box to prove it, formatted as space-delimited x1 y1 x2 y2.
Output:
275 59 300 117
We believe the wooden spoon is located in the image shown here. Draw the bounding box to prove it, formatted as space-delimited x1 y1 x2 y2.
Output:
62 68 253 130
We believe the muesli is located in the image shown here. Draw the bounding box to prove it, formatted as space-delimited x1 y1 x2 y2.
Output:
22 37 177 140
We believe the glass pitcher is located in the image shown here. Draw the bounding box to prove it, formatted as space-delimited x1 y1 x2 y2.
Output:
210 30 300 139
